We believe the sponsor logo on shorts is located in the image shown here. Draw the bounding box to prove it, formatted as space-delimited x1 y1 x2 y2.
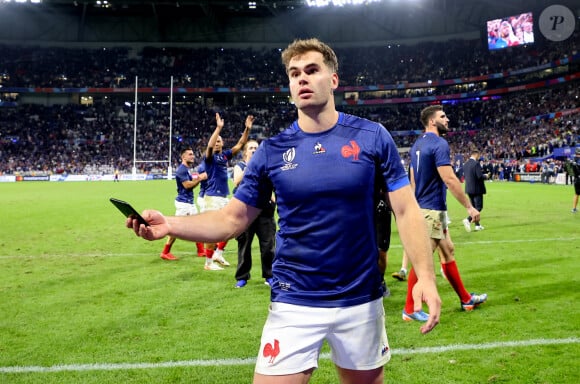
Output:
381 343 389 356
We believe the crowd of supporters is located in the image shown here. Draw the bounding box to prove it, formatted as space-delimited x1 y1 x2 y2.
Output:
1 31 577 89
0 33 578 176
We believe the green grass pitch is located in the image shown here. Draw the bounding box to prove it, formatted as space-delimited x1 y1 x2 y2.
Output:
0 179 578 383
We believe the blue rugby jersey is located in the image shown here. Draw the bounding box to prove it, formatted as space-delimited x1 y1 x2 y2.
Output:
174 163 194 204
410 132 450 211
204 149 233 197
234 112 409 308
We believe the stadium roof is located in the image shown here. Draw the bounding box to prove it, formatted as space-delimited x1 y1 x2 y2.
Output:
0 0 577 45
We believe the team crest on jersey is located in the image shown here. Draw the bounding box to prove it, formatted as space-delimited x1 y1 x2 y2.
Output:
281 148 298 171
341 140 360 161
313 142 326 155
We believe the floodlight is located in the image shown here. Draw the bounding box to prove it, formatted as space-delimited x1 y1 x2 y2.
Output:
306 0 383 7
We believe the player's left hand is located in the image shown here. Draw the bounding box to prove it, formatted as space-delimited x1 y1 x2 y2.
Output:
412 277 441 334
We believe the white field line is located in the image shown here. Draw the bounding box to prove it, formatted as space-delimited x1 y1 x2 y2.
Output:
0 237 578 259
1 337 578 374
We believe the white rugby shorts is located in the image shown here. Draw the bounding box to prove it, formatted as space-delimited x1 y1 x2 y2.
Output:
255 298 390 375
174 200 198 216
203 195 229 211
196 196 206 213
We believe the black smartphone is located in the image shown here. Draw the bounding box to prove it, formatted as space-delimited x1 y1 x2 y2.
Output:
109 198 150 226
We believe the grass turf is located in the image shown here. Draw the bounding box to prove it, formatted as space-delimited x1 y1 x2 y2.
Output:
0 179 578 383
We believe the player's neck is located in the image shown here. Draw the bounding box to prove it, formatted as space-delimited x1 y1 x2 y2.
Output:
425 126 440 136
297 108 339 133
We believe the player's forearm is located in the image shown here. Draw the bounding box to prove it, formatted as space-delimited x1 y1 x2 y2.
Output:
166 210 240 243
396 211 436 280
389 187 436 280
446 178 472 209
184 179 201 189
232 128 251 155
206 128 221 155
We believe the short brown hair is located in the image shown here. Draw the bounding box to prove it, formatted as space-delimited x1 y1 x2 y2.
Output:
180 146 193 155
420 105 443 128
281 38 339 74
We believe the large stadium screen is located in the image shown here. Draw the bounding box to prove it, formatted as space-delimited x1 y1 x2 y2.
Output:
486 12 534 50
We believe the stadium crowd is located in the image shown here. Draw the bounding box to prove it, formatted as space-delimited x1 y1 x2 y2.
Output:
0 34 578 177
0 31 577 89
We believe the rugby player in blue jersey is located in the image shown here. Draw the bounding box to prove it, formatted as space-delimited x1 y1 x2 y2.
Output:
403 105 487 322
202 112 253 270
159 146 207 261
126 38 440 384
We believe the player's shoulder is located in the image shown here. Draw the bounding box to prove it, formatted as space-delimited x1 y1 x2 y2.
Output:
428 133 449 147
340 112 383 133
263 122 301 148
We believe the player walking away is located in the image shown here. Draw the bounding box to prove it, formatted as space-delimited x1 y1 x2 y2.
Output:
403 105 487 322
462 149 487 232
160 146 207 261
571 148 580 213
233 140 275 288
125 38 440 384
392 196 452 282
202 112 253 271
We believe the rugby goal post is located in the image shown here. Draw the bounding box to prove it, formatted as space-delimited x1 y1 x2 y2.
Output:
131 76 174 180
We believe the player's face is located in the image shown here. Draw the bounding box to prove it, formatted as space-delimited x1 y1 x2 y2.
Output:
287 50 338 112
182 150 195 166
245 141 259 161
214 136 224 152
433 111 449 135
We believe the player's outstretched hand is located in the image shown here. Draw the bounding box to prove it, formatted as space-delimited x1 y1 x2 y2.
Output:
126 210 169 241
216 112 224 129
412 277 441 334
245 114 255 129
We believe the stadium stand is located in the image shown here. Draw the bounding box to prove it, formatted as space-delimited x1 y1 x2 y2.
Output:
0 2 578 178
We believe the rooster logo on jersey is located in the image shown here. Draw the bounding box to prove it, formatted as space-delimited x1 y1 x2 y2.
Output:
341 140 360 161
